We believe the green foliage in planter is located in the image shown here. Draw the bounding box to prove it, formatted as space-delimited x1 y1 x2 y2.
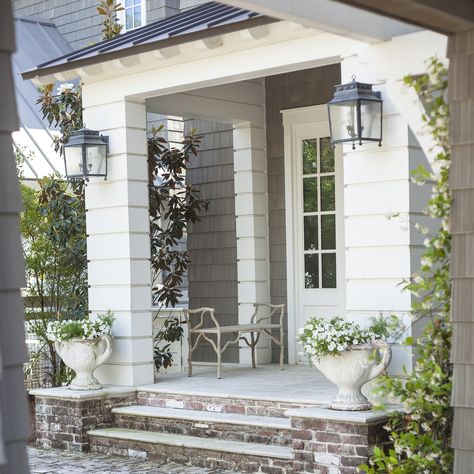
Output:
47 311 114 342
299 315 401 360
148 126 209 372
20 176 88 386
299 317 381 358
360 58 452 473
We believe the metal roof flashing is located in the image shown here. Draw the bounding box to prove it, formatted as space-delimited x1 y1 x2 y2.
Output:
21 2 276 81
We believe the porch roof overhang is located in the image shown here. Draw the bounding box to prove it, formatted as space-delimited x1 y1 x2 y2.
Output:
21 1 278 83
219 0 473 35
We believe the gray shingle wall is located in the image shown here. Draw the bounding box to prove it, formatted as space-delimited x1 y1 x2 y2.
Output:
448 29 474 473
180 0 207 11
13 0 102 50
12 0 183 50
185 119 239 363
264 64 341 363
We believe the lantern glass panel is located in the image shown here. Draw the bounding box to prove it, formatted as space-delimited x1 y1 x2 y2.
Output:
65 146 84 177
86 145 107 175
360 100 382 140
329 100 358 142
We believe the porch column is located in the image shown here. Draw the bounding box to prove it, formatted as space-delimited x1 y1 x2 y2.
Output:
340 55 429 376
82 97 154 386
233 121 271 364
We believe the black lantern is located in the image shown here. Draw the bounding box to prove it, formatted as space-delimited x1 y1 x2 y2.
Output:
327 77 383 149
63 128 108 180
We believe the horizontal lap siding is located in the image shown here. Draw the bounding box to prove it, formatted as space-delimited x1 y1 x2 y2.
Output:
185 119 238 363
265 64 341 363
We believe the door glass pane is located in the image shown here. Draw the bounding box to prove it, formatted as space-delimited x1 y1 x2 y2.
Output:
321 215 336 250
320 176 335 211
322 253 336 288
304 216 318 251
305 254 319 289
303 139 317 175
320 137 334 173
303 177 318 212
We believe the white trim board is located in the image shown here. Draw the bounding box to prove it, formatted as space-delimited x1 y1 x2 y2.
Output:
282 105 346 364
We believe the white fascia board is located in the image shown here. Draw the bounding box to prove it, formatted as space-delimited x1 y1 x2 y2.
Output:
219 0 420 42
81 27 362 107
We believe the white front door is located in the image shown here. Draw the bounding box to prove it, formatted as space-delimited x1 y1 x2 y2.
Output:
283 106 345 364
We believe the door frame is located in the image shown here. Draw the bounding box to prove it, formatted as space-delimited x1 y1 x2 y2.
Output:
282 105 346 364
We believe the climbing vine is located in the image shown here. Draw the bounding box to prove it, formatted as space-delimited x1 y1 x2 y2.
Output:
361 58 452 473
148 126 209 371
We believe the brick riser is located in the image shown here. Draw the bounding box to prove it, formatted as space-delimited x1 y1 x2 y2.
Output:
113 413 293 447
90 436 294 473
137 391 321 418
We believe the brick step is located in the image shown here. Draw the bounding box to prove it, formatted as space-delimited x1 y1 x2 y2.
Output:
88 428 294 473
112 405 292 446
137 388 321 418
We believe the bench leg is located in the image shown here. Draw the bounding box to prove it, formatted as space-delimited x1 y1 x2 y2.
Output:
216 332 222 379
251 332 256 369
280 326 284 371
187 331 193 377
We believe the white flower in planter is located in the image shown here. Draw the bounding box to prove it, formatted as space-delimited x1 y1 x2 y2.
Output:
47 311 115 391
298 316 394 411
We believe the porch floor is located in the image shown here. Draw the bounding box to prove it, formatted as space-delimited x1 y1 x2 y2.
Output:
140 364 338 405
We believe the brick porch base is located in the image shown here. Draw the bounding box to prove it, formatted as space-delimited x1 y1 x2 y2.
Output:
30 385 396 473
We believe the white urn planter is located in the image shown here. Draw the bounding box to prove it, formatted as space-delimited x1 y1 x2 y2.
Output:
312 340 392 411
55 335 113 390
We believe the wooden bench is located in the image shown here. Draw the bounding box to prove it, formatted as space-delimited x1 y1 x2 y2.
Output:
183 304 285 379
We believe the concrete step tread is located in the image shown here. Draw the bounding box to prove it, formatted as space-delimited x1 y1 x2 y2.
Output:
88 428 293 460
112 405 291 429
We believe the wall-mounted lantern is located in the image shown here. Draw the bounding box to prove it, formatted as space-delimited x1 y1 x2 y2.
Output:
63 128 108 181
327 77 383 149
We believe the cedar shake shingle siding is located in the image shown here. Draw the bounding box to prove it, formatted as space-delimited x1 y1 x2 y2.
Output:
265 64 341 363
185 119 239 363
448 29 474 473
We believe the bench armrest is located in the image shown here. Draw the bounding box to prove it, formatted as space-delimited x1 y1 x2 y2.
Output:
250 303 285 327
183 307 219 333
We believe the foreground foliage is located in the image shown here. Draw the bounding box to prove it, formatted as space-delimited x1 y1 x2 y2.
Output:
361 58 452 473
20 177 88 386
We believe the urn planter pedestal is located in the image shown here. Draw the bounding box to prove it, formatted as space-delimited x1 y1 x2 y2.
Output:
312 340 392 410
55 335 113 390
